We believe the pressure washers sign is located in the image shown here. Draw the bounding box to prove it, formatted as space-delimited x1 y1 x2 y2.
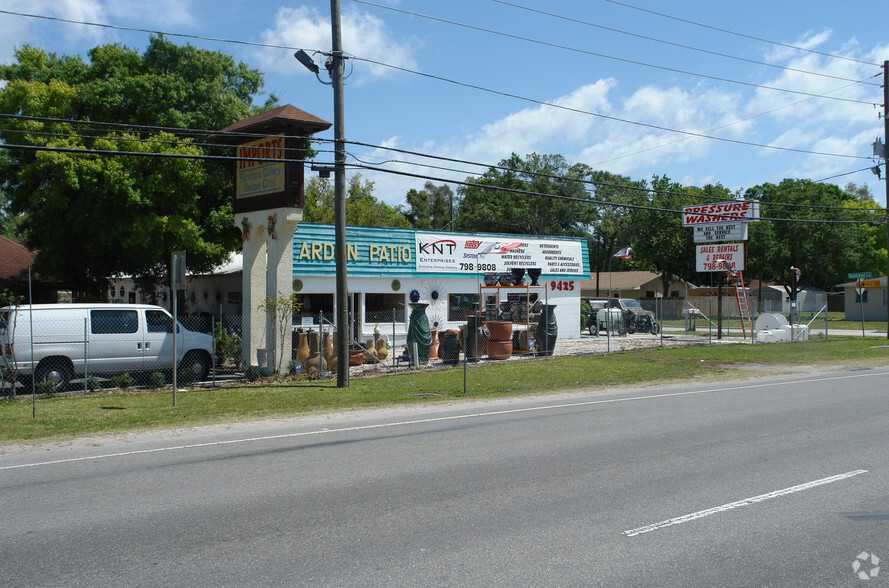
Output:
682 201 760 226
414 233 584 275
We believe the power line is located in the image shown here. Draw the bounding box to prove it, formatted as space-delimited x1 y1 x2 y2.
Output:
347 56 872 161
491 0 880 86
590 77 879 167
603 0 880 67
2 141 879 223
1 10 877 160
2 112 880 216
353 0 876 105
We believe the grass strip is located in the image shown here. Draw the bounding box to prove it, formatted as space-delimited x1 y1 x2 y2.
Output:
1 337 886 444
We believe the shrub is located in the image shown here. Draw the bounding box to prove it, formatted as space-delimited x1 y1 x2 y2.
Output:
178 367 195 386
151 372 166 389
244 365 261 382
86 377 101 393
36 380 57 396
110 373 135 390
214 325 242 367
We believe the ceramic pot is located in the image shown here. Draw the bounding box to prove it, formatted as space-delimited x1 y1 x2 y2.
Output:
535 304 558 356
428 329 438 360
486 339 513 360
295 331 310 365
527 268 542 286
441 331 461 364
374 337 389 361
406 303 433 365
485 321 513 341
510 268 525 286
349 349 364 366
483 273 499 287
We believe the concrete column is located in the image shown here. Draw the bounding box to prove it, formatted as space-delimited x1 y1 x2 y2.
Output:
238 211 268 371
265 209 301 374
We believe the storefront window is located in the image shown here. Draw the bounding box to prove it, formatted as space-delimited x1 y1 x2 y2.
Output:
448 293 478 321
365 293 405 323
295 293 334 324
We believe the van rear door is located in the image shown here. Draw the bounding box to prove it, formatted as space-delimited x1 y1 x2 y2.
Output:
88 308 143 375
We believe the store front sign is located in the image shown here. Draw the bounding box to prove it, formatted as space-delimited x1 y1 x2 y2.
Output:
693 223 748 243
682 201 759 226
415 233 585 275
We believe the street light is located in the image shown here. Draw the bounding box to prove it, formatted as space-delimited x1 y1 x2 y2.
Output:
293 3 350 387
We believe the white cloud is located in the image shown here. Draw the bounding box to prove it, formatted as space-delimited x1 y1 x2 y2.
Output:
253 6 417 78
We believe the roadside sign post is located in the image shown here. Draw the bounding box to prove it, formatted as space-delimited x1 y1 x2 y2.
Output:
848 273 871 339
171 251 186 407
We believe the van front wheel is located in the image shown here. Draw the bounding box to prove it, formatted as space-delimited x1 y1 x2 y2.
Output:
180 351 210 383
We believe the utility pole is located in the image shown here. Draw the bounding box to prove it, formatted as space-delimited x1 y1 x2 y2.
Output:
331 0 349 386
883 61 889 340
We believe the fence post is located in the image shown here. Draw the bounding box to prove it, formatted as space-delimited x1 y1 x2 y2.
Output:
83 317 88 395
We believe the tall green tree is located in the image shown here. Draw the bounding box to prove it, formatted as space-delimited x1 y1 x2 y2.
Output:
455 153 596 237
0 37 276 297
744 179 882 295
403 182 454 230
302 175 410 228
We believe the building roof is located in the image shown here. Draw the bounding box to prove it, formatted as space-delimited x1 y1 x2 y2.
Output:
583 271 663 291
207 104 331 144
0 236 36 281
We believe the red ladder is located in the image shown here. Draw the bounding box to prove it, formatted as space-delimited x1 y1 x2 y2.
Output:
727 269 752 338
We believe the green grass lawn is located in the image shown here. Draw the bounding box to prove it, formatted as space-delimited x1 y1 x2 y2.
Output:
2 337 887 444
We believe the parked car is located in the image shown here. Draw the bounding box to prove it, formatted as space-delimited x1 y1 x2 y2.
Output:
585 298 660 336
1 304 215 391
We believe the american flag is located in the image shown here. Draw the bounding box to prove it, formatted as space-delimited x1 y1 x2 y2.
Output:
613 247 632 259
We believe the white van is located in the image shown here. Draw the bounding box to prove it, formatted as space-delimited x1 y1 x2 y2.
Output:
1 304 215 391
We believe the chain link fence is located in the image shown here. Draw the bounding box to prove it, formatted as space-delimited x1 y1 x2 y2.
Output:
3 293 829 394
1 305 217 397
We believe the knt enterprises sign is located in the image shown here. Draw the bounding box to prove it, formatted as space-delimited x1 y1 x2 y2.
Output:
696 243 745 272
415 232 585 275
682 201 759 226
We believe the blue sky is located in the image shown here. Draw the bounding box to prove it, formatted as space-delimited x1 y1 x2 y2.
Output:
2 0 888 208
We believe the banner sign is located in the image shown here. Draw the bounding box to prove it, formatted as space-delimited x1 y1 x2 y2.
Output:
696 243 745 272
682 201 759 226
693 222 749 243
415 233 585 276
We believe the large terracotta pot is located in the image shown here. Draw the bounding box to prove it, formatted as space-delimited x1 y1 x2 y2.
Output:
486 339 513 360
485 321 513 341
295 331 310 364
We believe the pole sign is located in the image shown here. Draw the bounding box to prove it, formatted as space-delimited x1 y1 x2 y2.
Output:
693 222 749 243
696 243 745 272
860 279 881 288
848 272 872 279
682 201 760 226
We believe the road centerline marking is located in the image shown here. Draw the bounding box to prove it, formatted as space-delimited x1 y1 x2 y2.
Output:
623 469 869 537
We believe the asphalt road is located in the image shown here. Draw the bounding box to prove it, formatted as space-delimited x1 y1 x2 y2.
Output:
1 367 887 586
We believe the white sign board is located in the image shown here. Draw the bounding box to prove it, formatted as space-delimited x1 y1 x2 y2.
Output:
696 243 745 272
682 201 759 226
693 223 749 243
414 233 585 276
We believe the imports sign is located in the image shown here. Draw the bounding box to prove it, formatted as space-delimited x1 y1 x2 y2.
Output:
682 200 760 226
415 233 585 275
696 243 745 272
693 222 749 243
236 135 286 199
